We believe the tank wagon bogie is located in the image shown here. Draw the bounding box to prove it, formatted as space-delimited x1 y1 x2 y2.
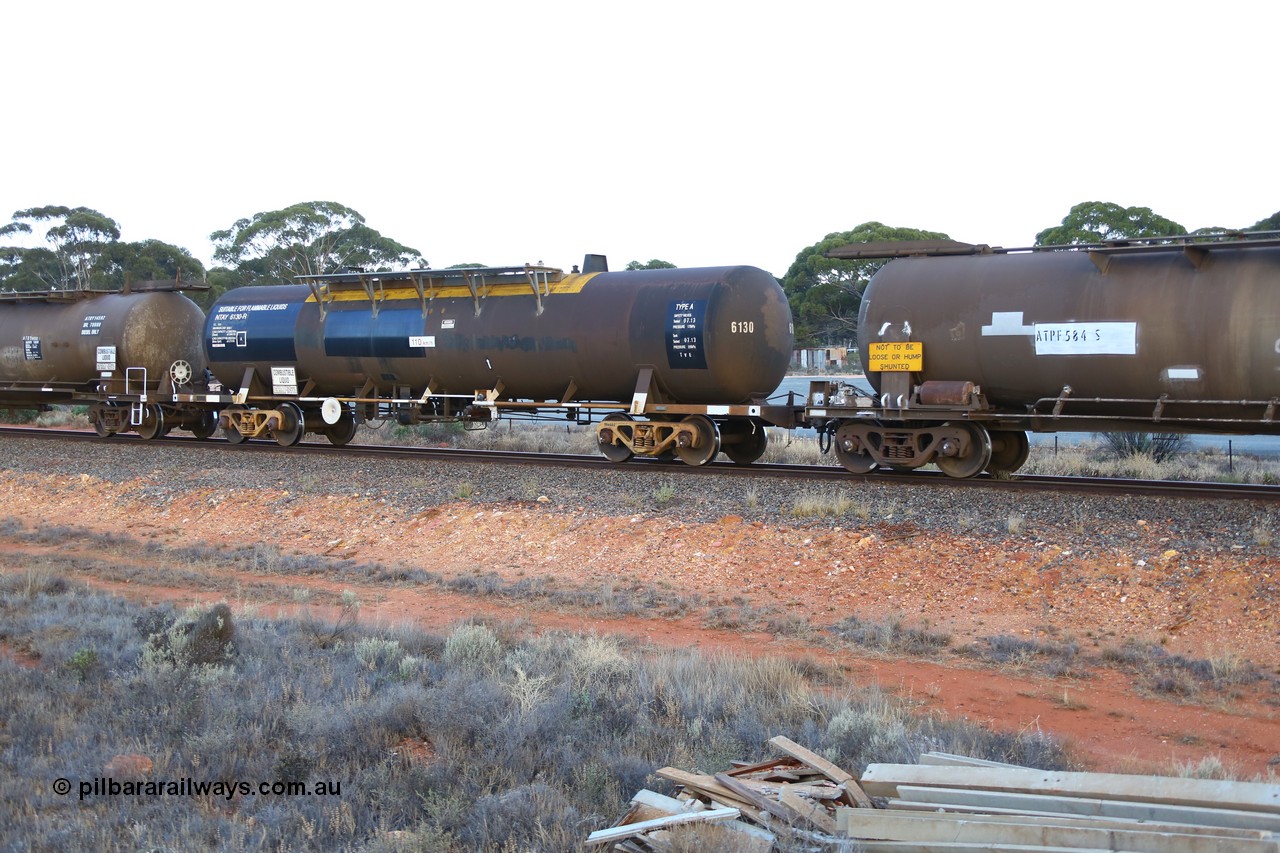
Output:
201 258 797 464
807 235 1280 478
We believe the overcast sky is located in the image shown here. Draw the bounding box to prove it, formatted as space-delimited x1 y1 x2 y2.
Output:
5 1 1275 277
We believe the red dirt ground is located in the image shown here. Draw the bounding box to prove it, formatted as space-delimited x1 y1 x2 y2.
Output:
2 470 1277 777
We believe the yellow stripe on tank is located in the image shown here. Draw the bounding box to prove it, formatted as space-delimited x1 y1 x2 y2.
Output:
304 272 602 304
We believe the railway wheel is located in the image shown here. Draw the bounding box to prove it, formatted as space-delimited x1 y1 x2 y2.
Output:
676 414 720 467
986 430 1030 475
831 422 879 473
325 405 358 447
136 405 165 441
273 402 305 447
222 405 248 445
597 413 635 463
721 423 768 465
935 422 992 479
834 440 877 474
189 410 218 440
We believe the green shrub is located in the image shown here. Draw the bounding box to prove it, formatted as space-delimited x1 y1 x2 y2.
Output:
1096 432 1189 463
442 623 502 673
830 615 951 656
140 602 235 670
64 648 99 681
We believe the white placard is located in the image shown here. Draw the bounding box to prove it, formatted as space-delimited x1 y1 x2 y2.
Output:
271 366 298 395
409 336 436 348
1034 322 1136 355
96 345 116 371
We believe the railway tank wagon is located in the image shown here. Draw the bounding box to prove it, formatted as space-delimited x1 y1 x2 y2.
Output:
809 236 1280 477
0 283 214 438
205 259 795 464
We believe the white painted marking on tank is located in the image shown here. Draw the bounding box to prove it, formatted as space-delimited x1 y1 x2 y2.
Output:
981 312 1035 336
878 322 891 336
1034 322 1137 356
902 321 912 335
1274 337 1280 354
1166 367 1201 380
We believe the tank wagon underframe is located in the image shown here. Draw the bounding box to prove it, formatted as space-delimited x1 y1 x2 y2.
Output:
808 235 1280 477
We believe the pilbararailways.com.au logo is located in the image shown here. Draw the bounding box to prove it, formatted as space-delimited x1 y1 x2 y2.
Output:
52 777 342 801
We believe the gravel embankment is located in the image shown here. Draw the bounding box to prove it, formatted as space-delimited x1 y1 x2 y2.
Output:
6 435 1275 557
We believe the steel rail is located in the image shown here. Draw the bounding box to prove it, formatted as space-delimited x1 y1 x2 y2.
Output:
2 426 1276 502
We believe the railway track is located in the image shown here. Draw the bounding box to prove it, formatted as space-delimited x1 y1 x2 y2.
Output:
5 425 1277 502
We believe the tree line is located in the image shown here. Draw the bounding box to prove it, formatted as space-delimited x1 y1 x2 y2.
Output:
1 200 1276 341
0 202 424 309
782 203 1280 346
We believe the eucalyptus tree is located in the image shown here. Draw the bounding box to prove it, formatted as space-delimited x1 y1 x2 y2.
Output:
781 221 949 346
95 239 205 287
1246 210 1280 231
625 259 676 270
210 201 424 285
0 205 121 290
1034 201 1185 245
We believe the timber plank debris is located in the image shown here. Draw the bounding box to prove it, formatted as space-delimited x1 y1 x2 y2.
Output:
587 745 1280 852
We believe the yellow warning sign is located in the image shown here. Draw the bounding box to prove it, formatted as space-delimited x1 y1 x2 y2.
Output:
868 341 923 372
